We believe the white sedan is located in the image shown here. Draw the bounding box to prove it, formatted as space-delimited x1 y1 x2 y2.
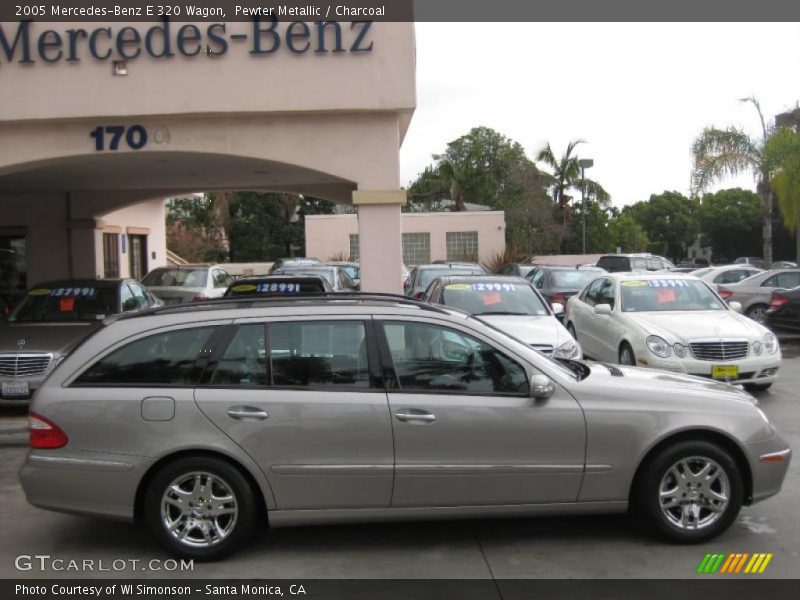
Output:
565 272 780 391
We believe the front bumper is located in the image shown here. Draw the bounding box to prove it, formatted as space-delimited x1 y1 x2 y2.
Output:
635 349 781 385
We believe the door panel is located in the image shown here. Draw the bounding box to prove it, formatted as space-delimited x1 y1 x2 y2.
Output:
378 319 585 508
194 318 394 510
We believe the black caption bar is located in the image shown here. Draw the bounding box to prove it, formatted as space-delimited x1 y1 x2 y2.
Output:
2 0 800 22
2 579 798 600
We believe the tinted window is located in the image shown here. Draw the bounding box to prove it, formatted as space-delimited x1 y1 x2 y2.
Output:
597 256 629 272
762 275 779 287
382 321 529 395
270 321 370 388
550 269 598 290
441 281 549 316
9 285 117 322
777 272 800 289
583 278 605 307
76 327 215 385
212 325 267 386
142 268 208 288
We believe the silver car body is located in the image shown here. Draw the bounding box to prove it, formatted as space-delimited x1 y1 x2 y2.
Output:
691 265 764 289
718 269 800 322
20 298 790 530
142 265 233 305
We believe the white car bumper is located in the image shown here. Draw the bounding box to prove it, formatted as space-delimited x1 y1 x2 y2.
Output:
634 347 781 385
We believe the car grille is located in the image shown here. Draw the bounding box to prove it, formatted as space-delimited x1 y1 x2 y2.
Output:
530 344 554 355
689 341 749 361
0 353 53 377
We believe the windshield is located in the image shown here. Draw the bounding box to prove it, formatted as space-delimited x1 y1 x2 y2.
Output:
621 279 726 312
9 286 117 322
340 265 359 280
420 267 483 288
442 281 549 316
225 279 326 296
142 269 208 288
550 269 600 290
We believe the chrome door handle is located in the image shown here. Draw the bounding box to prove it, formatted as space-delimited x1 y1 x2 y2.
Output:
227 407 269 420
394 411 436 423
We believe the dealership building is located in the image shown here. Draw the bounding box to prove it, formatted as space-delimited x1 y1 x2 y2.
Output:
0 18 416 303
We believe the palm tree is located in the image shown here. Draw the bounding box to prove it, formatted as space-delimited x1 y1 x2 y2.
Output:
764 126 800 262
536 140 609 250
434 155 468 211
691 97 776 265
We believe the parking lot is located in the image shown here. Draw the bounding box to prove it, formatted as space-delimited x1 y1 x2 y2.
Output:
0 338 797 580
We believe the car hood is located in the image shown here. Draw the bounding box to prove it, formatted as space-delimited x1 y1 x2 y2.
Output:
625 310 766 343
0 321 101 355
477 314 568 348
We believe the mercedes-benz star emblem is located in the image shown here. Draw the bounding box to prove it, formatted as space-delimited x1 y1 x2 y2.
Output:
17 339 25 351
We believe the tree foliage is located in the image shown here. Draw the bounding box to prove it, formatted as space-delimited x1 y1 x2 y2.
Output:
695 188 761 263
764 126 800 262
623 191 699 261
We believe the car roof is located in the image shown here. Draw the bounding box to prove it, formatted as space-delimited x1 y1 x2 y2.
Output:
440 274 527 283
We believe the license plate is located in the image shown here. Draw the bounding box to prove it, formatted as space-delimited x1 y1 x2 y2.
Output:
1 381 29 397
711 365 739 380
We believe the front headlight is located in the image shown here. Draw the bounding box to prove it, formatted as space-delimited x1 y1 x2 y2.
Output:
646 335 672 358
751 340 763 356
764 332 778 355
553 339 581 359
673 343 687 358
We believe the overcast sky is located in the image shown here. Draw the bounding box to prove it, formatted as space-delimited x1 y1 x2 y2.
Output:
399 23 800 207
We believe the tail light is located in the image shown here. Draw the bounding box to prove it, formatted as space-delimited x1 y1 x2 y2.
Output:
770 294 789 311
413 291 424 300
550 293 567 306
718 289 733 300
29 412 68 449
192 295 209 302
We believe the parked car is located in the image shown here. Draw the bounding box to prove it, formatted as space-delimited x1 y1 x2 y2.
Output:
20 295 790 560
267 257 321 273
734 257 766 269
325 261 360 287
660 267 698 274
717 269 800 324
404 263 486 299
142 265 233 304
526 266 605 313
565 272 780 391
496 263 538 278
691 265 764 288
224 275 332 297
677 258 710 268
765 287 800 333
272 265 358 292
771 261 798 269
596 253 675 273
422 274 581 358
401 264 411 288
0 279 160 402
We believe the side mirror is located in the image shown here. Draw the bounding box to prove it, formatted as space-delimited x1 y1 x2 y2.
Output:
728 301 743 313
530 374 555 400
551 302 565 316
594 303 612 316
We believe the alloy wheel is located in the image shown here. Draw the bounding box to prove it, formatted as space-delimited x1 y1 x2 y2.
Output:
658 456 730 530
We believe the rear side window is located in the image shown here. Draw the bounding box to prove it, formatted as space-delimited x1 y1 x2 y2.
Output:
212 325 267 386
597 256 630 272
270 321 371 388
75 327 216 385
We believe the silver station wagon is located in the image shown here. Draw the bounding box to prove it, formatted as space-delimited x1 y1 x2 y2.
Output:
20 296 791 560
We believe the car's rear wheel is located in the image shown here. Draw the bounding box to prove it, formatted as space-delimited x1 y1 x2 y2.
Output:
745 304 769 324
144 456 257 560
619 342 636 366
634 440 743 543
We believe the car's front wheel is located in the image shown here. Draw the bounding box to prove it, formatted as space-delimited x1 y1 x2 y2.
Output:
634 440 743 543
144 456 258 560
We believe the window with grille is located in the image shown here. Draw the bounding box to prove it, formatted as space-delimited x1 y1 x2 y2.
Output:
446 231 479 262
402 233 430 266
349 234 359 261
103 233 120 279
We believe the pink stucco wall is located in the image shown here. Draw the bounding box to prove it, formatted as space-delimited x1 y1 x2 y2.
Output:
305 211 506 266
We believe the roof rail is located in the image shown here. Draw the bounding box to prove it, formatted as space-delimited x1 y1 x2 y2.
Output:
115 292 451 320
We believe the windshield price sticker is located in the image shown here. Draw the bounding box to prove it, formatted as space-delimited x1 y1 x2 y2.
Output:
648 280 690 288
49 287 97 297
471 283 516 292
231 284 257 293
256 283 300 293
